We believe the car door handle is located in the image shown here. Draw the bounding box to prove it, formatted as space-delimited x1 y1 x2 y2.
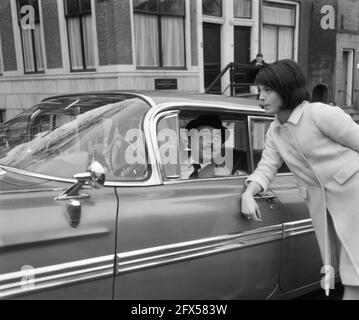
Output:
254 194 277 211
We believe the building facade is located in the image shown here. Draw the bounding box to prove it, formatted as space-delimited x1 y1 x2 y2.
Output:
335 0 359 108
0 0 352 121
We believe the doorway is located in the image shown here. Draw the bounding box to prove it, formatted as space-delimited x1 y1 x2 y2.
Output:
203 23 221 94
234 26 251 94
342 49 354 106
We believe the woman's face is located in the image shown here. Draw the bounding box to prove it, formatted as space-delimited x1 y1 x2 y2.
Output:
258 85 284 114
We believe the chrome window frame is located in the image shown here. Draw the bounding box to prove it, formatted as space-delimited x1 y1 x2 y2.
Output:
247 115 292 177
154 110 181 181
149 103 272 185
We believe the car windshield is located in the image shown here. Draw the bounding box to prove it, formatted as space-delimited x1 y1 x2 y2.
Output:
0 97 150 181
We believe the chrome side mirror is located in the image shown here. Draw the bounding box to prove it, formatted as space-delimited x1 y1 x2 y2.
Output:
55 161 106 201
87 161 106 188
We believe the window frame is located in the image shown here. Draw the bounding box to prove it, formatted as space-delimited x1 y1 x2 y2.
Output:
64 0 95 72
0 110 6 124
154 106 255 184
202 0 223 17
234 0 252 19
262 1 297 62
0 32 3 76
248 116 290 174
155 110 182 181
16 0 45 74
133 0 187 69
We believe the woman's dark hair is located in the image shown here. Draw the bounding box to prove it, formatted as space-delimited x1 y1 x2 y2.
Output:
254 59 311 110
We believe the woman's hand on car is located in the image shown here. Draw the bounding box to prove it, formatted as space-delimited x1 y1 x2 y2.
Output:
241 192 262 222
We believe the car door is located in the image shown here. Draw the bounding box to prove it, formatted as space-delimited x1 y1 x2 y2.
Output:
248 116 323 294
0 171 118 300
113 107 283 300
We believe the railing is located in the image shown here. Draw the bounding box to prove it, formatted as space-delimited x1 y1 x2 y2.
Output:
205 62 261 97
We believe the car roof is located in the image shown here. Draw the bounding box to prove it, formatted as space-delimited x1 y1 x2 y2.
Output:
41 90 265 113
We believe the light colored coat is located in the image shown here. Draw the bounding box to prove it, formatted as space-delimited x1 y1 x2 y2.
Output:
247 101 359 279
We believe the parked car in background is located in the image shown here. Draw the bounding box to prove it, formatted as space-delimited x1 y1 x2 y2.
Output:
0 91 326 300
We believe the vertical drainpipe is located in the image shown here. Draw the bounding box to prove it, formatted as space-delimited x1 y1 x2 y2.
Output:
259 0 263 54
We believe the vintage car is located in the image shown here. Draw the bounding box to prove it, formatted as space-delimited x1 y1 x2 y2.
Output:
0 91 326 300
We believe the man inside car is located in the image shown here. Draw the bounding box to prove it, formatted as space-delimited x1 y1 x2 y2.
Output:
180 115 231 180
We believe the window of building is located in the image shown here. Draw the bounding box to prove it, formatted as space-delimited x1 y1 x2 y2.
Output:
262 1 296 63
64 0 95 71
133 0 186 68
0 110 5 124
17 0 44 73
0 33 3 75
234 0 252 18
202 0 223 17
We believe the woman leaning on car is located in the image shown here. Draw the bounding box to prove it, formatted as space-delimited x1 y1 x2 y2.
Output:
241 59 359 300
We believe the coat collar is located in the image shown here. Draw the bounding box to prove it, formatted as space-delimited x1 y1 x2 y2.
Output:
273 101 308 129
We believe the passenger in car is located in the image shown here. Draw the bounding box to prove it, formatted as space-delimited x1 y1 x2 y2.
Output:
180 115 231 180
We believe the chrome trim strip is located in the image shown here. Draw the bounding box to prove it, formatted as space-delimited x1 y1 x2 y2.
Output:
0 222 288 298
283 219 314 238
163 175 249 185
153 102 265 113
117 225 283 274
0 188 67 195
0 165 76 184
0 255 114 299
0 225 283 298
162 173 293 186
117 92 158 110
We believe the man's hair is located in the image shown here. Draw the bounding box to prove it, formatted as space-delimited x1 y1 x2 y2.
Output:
256 53 263 58
254 59 310 110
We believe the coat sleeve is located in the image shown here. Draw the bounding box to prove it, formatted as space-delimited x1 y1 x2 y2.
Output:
310 103 359 152
246 124 284 192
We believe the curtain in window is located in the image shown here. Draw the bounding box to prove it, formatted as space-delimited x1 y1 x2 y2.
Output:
234 0 251 18
34 23 44 71
21 29 35 72
263 5 295 26
68 17 83 70
82 15 95 69
262 26 277 63
278 27 293 60
202 0 222 17
161 16 185 67
134 14 159 67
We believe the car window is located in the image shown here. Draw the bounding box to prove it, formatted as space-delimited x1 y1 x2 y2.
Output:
157 109 250 181
250 117 290 173
157 112 181 180
0 112 33 150
0 98 151 181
